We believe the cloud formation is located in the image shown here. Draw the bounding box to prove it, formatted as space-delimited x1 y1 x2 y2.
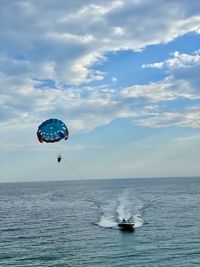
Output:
142 50 200 69
175 134 200 142
1 0 200 83
0 0 200 142
135 107 200 128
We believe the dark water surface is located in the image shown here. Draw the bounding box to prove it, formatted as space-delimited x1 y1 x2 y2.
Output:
0 177 200 266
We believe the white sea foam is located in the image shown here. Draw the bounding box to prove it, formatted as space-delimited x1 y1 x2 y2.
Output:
98 216 117 228
133 214 144 228
97 198 118 228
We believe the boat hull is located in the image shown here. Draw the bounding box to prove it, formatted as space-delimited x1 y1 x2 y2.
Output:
118 223 134 231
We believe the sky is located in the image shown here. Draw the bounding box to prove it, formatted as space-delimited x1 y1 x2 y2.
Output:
0 0 200 182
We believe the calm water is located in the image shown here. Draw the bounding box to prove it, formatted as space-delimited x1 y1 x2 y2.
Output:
0 177 200 266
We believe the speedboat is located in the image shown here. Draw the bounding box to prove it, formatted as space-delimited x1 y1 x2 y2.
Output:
118 218 134 231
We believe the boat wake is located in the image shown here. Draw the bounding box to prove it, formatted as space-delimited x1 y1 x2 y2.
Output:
97 189 144 229
98 199 118 228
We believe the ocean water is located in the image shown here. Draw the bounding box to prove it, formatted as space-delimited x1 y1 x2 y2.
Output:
0 177 199 267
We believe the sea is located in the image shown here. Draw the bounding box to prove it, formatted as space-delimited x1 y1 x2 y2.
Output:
0 177 199 267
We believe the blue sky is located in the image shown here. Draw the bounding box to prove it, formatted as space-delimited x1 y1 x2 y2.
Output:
0 0 200 182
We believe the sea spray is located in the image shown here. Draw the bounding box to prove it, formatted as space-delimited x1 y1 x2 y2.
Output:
98 199 118 228
116 190 133 221
98 216 117 228
133 214 144 228
98 188 144 229
116 189 144 228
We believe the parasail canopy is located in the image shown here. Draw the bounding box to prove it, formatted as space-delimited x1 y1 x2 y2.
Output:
37 118 69 143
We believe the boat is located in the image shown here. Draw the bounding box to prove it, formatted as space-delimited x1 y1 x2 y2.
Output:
118 218 134 231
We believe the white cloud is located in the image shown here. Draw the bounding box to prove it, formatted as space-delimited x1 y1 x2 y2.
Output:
135 107 200 128
1 73 199 142
0 0 200 146
121 81 176 101
0 0 200 85
112 77 118 82
175 134 200 142
121 74 200 101
141 50 200 100
1 46 200 135
142 50 200 69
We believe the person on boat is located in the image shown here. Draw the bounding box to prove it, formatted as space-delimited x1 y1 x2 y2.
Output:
122 218 126 223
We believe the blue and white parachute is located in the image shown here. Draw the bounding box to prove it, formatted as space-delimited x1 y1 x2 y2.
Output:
37 118 69 143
